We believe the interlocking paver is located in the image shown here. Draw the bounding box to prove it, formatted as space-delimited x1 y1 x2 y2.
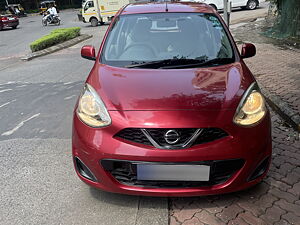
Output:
228 217 249 225
273 219 291 225
172 204 198 223
275 199 300 217
260 205 286 224
287 182 300 198
194 210 225 225
255 193 279 209
216 204 244 223
281 173 300 187
237 200 265 217
239 211 267 225
265 177 292 192
268 188 297 204
282 212 300 225
181 217 204 225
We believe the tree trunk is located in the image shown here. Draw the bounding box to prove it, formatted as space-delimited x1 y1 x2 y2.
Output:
277 0 300 37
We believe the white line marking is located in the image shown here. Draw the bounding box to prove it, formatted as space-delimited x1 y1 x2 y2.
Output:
16 85 27 88
64 82 73 85
0 81 16 85
0 99 16 108
0 89 12 93
64 95 76 100
1 113 41 136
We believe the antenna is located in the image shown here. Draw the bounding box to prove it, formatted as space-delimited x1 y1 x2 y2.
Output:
165 0 168 12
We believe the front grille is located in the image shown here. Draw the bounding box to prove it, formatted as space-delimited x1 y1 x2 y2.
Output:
146 128 197 146
114 128 228 149
101 159 244 188
115 128 152 146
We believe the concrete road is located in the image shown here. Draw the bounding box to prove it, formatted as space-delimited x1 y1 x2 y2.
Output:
0 3 269 225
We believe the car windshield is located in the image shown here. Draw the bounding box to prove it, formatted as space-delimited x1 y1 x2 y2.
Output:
101 13 234 68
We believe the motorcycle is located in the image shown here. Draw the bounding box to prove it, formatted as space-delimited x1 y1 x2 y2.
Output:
42 12 60 26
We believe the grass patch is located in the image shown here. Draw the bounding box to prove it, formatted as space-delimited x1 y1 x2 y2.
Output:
26 9 40 13
30 27 80 52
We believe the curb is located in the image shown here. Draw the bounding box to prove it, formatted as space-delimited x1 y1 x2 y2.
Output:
259 83 300 132
21 34 93 61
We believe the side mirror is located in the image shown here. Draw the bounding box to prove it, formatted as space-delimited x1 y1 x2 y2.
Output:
241 43 256 59
81 45 96 61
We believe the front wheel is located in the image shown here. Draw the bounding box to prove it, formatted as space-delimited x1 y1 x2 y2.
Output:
246 0 258 10
90 18 98 27
42 19 47 26
12 25 17 29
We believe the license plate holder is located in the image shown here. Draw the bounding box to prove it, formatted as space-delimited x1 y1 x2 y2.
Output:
136 164 210 181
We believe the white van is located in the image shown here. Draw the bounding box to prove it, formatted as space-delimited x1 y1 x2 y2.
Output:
82 0 134 26
183 0 259 11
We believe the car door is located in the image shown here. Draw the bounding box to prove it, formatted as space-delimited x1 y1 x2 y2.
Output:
231 0 248 8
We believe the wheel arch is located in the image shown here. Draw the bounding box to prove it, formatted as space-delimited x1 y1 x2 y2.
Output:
209 4 217 11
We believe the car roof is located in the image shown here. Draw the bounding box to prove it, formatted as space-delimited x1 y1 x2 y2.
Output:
121 2 215 15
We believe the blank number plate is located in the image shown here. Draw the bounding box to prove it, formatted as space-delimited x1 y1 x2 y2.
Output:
137 164 210 181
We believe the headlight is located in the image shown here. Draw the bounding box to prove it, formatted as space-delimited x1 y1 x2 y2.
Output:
77 83 111 127
233 82 266 126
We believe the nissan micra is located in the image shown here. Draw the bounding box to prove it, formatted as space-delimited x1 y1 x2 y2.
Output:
72 2 272 196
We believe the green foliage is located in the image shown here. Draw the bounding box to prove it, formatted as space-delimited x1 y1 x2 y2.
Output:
25 9 40 13
30 27 80 52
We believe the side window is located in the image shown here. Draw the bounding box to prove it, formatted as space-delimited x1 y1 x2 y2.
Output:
84 1 94 11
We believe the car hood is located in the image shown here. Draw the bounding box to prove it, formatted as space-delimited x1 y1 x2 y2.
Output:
87 62 254 111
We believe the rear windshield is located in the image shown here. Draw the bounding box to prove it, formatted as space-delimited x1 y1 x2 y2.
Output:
101 13 234 68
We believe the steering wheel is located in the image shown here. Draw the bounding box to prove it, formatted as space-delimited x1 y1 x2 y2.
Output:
123 43 156 58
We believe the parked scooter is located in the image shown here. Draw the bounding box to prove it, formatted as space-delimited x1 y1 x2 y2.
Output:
42 12 60 26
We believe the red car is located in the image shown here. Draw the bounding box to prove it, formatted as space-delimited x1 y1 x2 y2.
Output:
0 14 19 30
72 2 272 196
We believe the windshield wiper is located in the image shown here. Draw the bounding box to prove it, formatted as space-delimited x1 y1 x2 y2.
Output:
159 58 235 69
125 58 207 69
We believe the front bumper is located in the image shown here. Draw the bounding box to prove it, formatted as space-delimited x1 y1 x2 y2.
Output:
72 110 272 196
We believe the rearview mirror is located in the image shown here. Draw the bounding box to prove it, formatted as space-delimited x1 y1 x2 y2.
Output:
241 43 256 59
81 45 96 61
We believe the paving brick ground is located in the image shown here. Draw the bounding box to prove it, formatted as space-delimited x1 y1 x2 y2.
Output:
231 20 300 129
169 110 300 225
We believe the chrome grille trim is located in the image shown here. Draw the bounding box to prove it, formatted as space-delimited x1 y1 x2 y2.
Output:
141 128 203 149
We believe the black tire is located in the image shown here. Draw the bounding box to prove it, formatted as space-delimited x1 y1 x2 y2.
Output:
12 25 17 29
56 20 60 26
246 0 258 10
209 4 217 11
90 18 98 27
42 19 47 26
